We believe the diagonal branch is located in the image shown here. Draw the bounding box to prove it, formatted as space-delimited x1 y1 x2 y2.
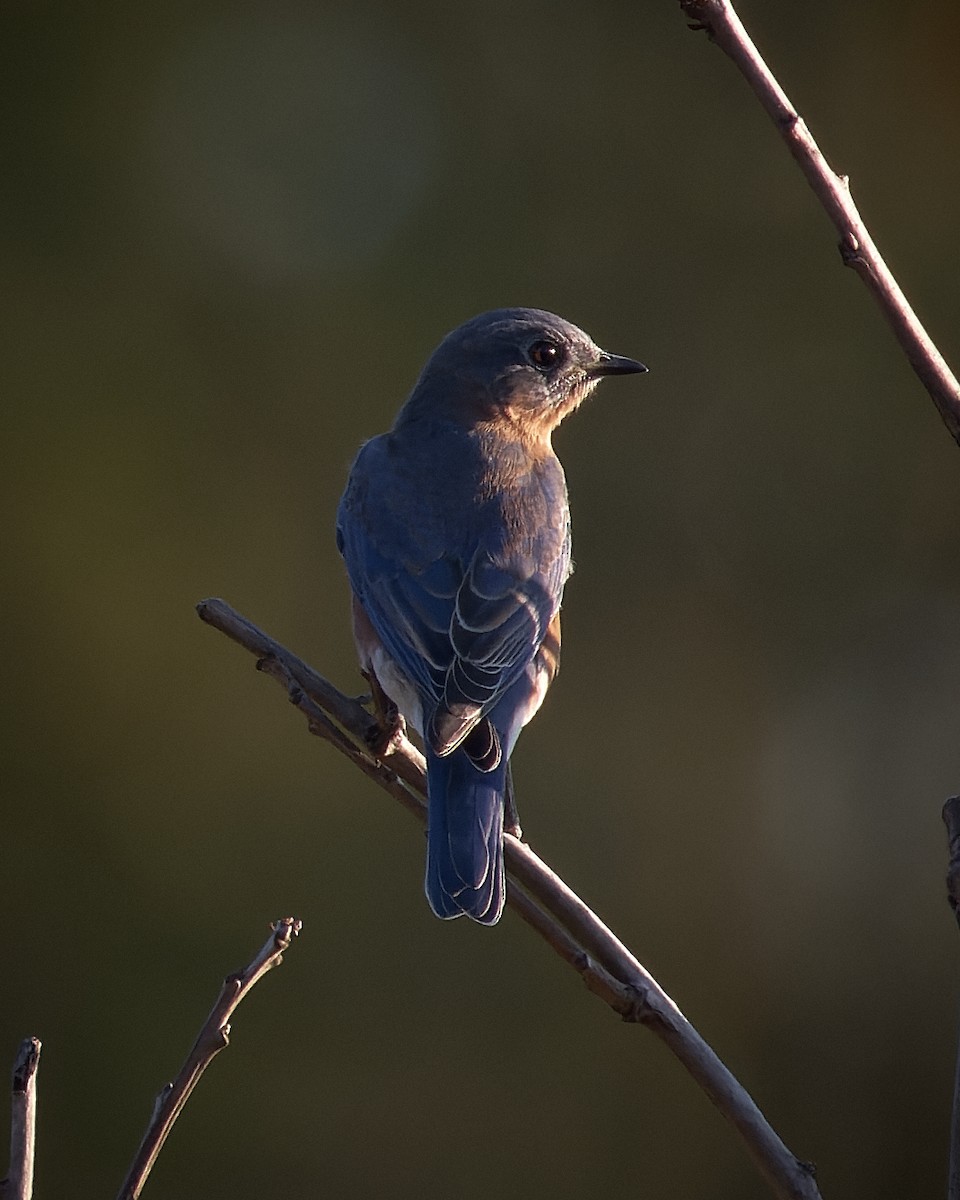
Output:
0 1039 41 1200
197 597 822 1200
116 917 302 1200
679 0 960 446
942 797 960 1200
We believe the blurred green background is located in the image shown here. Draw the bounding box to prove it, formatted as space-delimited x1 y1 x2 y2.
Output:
2 1 959 1196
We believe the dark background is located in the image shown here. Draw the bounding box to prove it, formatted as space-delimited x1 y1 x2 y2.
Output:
2 2 959 1196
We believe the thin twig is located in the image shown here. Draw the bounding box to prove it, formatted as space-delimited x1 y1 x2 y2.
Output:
0 1039 41 1200
198 597 822 1200
679 0 960 446
942 797 960 1200
116 917 302 1200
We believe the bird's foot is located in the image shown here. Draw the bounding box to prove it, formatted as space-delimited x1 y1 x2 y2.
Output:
365 704 407 758
362 670 407 759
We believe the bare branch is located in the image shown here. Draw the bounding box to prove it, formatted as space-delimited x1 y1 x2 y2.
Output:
116 917 302 1200
0 1039 41 1200
943 797 960 1200
679 0 960 446
198 597 822 1200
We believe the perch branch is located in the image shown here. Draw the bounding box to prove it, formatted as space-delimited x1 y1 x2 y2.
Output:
942 797 960 1200
116 917 302 1200
0 1039 40 1200
198 597 821 1200
679 0 960 446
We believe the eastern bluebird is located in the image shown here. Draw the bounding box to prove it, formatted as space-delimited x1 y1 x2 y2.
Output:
337 308 645 925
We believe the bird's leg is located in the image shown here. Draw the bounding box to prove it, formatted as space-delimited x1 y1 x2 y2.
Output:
362 667 407 758
503 762 522 840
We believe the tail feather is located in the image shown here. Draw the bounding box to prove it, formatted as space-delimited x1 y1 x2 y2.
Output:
424 749 506 925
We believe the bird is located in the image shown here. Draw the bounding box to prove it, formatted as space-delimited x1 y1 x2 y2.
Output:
336 308 646 925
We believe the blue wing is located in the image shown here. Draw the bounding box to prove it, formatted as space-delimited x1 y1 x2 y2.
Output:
336 435 569 755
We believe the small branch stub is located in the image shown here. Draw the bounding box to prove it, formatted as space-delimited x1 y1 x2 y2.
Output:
1 1038 41 1200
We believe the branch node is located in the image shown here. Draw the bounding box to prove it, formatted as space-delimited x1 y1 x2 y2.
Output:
620 984 657 1026
837 231 866 271
272 916 302 951
150 1083 173 1122
678 0 715 37
10 1042 40 1095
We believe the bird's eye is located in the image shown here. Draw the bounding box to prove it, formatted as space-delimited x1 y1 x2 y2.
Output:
528 339 565 371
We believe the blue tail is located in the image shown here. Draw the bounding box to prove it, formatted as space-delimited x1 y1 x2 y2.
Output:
424 748 506 925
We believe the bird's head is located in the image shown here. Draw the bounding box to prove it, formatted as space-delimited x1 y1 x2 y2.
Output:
400 308 646 443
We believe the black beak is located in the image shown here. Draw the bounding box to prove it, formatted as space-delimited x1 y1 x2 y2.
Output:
588 350 648 378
